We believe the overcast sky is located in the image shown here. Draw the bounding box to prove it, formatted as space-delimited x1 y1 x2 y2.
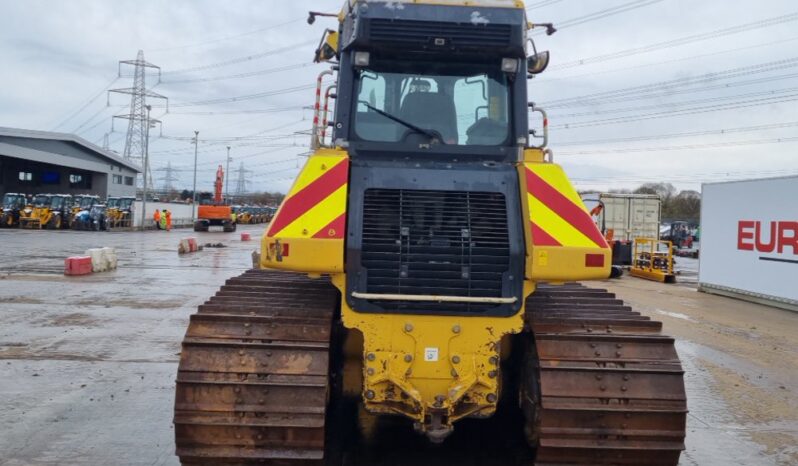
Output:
1 0 797 193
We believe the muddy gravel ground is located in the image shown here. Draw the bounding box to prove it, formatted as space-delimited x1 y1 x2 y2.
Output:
0 228 796 465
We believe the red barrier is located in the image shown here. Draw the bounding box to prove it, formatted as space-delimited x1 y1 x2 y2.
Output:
179 237 200 254
241 233 251 242
64 256 93 276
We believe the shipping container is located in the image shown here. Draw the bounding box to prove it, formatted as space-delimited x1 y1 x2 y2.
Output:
599 193 661 241
582 193 661 266
699 176 798 312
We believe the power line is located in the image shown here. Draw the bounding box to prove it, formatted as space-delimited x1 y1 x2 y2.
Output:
558 136 798 156
158 133 300 143
73 106 112 134
149 119 307 155
551 93 798 130
252 170 304 184
76 113 115 136
151 141 298 158
552 71 798 114
159 119 307 144
541 56 798 108
50 76 119 131
536 35 798 83
549 85 798 119
150 17 303 53
550 11 798 71
168 105 305 116
188 145 302 169
571 169 798 185
162 39 316 75
556 120 798 146
160 83 314 108
160 63 314 84
526 0 564 11
250 165 303 179
534 0 665 35
157 155 301 173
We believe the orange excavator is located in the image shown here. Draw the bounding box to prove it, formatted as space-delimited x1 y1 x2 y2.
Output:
194 165 236 232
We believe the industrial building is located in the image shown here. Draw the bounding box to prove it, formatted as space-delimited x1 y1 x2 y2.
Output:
0 127 140 199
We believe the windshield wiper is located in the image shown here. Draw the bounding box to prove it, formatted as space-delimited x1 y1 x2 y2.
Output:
365 103 446 145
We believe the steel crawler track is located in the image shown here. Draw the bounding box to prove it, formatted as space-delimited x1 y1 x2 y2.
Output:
175 272 685 465
174 269 339 466
526 284 687 465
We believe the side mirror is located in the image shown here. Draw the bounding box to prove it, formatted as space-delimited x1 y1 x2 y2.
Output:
314 29 339 63
527 51 550 75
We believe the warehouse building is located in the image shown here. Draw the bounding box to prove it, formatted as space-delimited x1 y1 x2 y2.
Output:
0 127 140 199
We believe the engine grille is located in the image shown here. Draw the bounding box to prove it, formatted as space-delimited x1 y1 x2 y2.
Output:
368 18 512 49
361 189 510 313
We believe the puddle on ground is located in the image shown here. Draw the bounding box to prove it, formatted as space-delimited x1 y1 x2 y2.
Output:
657 309 698 322
677 340 795 465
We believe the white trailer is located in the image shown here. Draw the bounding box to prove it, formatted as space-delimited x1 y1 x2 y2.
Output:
699 176 798 312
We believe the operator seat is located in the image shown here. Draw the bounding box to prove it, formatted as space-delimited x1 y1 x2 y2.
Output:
400 91 458 144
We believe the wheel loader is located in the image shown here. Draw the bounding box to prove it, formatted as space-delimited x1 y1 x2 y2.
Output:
45 194 73 229
29 194 73 229
69 195 100 228
174 1 687 464
106 197 121 226
106 196 134 228
233 205 251 225
1 193 26 228
19 194 55 229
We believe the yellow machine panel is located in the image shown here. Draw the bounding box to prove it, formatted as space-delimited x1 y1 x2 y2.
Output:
261 149 348 273
332 274 533 440
521 161 611 282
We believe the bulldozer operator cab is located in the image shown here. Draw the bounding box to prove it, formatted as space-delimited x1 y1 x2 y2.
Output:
353 63 511 147
339 14 529 161
326 2 534 317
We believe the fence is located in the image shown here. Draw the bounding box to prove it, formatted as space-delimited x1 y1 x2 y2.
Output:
132 201 196 230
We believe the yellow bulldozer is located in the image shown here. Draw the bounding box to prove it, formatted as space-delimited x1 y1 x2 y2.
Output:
174 2 687 465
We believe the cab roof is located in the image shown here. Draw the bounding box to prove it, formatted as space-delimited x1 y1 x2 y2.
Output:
346 0 525 9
